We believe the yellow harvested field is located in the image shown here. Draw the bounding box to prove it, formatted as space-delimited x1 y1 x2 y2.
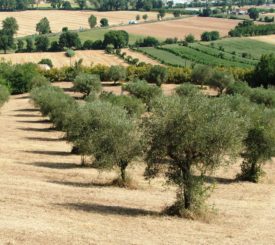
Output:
0 94 275 244
112 16 241 39
0 50 126 67
249 35 275 45
0 10 171 37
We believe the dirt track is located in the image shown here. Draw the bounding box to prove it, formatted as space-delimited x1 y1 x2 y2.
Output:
0 94 275 244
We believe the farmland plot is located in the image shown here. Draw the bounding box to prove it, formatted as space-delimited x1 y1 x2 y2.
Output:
0 10 171 37
0 50 126 67
112 16 241 40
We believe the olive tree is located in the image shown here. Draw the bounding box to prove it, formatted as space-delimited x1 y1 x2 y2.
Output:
73 73 102 97
145 94 246 217
66 101 142 185
191 65 213 87
206 70 235 95
108 65 127 84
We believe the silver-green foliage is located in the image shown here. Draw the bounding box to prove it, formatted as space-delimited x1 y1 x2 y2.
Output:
145 93 246 215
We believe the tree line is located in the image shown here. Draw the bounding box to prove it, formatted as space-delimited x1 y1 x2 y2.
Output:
28 67 275 217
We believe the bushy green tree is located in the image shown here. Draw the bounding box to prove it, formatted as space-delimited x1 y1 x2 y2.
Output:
73 73 102 97
123 79 162 109
145 94 246 216
206 70 235 95
191 65 213 87
88 15 97 28
0 84 10 107
100 18 109 27
36 17 51 35
108 65 127 84
100 92 145 117
103 30 129 48
147 65 168 87
248 8 259 20
35 35 49 51
59 31 81 49
2 17 18 36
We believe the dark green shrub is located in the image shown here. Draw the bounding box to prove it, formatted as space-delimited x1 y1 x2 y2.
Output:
38 58 53 68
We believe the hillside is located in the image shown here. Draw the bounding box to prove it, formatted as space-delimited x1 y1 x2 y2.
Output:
0 91 274 244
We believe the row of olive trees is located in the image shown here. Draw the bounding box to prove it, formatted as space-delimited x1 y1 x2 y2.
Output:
31 77 275 218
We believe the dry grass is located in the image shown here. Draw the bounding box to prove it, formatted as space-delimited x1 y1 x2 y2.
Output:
0 93 274 244
249 35 275 45
0 10 172 37
112 16 241 39
0 50 127 67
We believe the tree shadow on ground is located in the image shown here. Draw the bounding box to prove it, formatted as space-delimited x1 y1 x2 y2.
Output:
15 95 30 99
204 176 236 185
16 119 51 124
50 180 113 188
18 127 54 132
58 202 159 217
30 161 81 169
14 108 39 112
25 136 63 142
24 150 72 156
13 114 41 117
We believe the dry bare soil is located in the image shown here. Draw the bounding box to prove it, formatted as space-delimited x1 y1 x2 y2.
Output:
0 50 127 67
249 35 275 45
112 16 241 40
0 90 275 244
0 10 171 37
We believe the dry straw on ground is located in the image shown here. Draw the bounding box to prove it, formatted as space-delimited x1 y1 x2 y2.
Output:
0 86 274 244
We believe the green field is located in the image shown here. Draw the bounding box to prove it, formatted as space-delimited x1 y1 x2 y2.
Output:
46 28 145 44
203 38 275 60
138 37 275 68
138 47 192 67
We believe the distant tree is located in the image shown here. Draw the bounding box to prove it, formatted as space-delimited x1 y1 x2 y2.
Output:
173 10 181 17
26 38 34 52
17 39 24 52
253 54 275 88
147 65 168 87
158 9 166 19
108 65 127 84
59 31 81 49
2 17 19 36
35 35 49 51
103 30 129 48
136 14 140 21
100 18 109 27
185 34 195 43
200 7 212 17
206 70 235 95
49 41 61 52
36 17 51 35
75 0 86 9
0 31 13 54
142 14 148 21
38 58 53 68
62 1 71 9
191 65 213 87
88 15 97 28
73 73 102 97
248 8 260 20
82 40 94 50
